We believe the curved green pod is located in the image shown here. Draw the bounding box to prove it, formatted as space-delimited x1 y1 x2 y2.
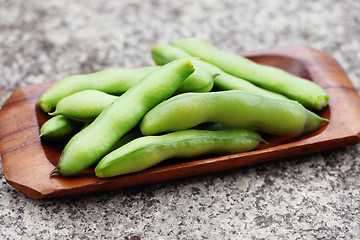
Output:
140 90 328 136
175 67 214 93
152 44 191 66
95 128 262 178
151 44 288 100
39 66 158 113
51 57 195 176
50 90 118 122
171 38 329 111
40 115 82 141
150 46 213 93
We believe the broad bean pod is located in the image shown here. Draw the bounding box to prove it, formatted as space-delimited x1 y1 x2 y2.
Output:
40 115 82 140
50 90 118 122
51 57 195 176
39 66 158 113
175 66 214 93
95 128 262 178
151 44 288 100
140 90 328 136
171 38 329 111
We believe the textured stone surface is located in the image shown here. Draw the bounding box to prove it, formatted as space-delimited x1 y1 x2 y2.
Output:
0 0 359 239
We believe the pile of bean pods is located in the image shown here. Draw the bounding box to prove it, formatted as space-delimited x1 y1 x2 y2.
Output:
39 38 329 178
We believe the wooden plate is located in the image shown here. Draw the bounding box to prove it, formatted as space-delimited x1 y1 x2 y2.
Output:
1 45 360 199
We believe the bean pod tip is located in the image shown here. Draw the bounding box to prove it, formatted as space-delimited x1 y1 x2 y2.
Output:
49 167 60 177
48 111 57 116
39 100 53 113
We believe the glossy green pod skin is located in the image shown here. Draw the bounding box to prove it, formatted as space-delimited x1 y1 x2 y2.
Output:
152 46 214 93
152 44 191 66
140 90 328 136
40 115 82 141
171 38 329 111
50 90 118 122
51 57 195 176
39 66 159 113
175 67 214 93
196 60 288 100
105 131 143 154
95 128 262 178
81 125 143 154
151 44 288 100
150 46 213 93
82 124 143 155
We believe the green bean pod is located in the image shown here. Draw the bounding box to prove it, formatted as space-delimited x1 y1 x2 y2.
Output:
152 44 191 66
39 66 158 113
151 44 288 100
49 73 213 122
175 67 214 93
40 115 82 141
171 38 329 111
39 62 213 113
151 46 213 93
51 57 195 176
95 128 262 178
50 90 118 122
140 90 328 136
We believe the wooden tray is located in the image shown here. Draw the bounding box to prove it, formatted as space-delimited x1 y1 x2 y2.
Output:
1 45 360 199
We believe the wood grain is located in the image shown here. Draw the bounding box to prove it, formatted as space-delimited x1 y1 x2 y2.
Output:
1 45 359 198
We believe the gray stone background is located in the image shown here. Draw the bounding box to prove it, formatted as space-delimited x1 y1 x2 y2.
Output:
0 0 359 239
